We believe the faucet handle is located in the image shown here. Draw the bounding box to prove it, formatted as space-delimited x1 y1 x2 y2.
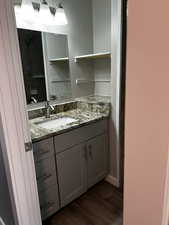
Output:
45 101 54 111
50 104 55 111
45 100 50 107
31 97 37 103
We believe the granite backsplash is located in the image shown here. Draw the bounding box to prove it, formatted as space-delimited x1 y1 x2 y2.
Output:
28 96 111 120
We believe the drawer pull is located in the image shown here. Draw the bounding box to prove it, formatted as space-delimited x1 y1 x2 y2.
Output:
40 201 55 211
39 150 50 155
34 149 50 157
37 173 52 182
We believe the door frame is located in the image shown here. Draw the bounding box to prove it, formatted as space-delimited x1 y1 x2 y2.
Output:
1 1 169 225
110 0 124 187
0 0 41 225
162 146 169 225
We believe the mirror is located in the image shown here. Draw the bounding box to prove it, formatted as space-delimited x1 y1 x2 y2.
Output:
17 28 71 105
18 28 47 104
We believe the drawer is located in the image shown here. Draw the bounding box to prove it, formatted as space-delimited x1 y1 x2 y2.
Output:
37 170 57 192
35 157 57 192
54 119 108 154
33 138 54 162
39 185 60 220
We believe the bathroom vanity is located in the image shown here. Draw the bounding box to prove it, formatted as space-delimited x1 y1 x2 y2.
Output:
30 96 110 220
16 0 112 220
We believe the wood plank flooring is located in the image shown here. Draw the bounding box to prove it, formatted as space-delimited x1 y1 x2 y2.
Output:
43 181 123 225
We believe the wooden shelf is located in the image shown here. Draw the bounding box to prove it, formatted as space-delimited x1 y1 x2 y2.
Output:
32 76 45 79
76 79 111 85
49 57 69 63
52 79 71 83
74 52 111 62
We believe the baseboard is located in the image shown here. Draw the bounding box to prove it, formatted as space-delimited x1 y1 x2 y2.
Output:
105 175 120 187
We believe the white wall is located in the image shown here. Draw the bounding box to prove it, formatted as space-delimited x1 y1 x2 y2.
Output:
93 59 111 96
92 0 111 53
92 0 111 96
65 0 95 98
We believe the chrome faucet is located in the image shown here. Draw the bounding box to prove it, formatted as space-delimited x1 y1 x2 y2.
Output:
31 97 37 104
45 101 55 118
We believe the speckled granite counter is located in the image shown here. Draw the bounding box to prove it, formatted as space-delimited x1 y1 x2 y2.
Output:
76 95 111 104
29 96 110 143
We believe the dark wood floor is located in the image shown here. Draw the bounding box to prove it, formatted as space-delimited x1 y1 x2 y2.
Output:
43 181 123 225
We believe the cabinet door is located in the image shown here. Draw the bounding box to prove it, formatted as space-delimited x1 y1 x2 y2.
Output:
87 134 108 188
56 144 87 207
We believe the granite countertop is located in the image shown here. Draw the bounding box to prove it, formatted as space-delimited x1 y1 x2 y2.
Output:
29 96 111 143
76 95 111 104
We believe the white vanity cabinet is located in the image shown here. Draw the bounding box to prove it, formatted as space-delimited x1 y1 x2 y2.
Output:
33 119 109 220
55 119 109 207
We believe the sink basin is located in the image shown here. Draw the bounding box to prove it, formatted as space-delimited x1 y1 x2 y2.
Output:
37 117 78 130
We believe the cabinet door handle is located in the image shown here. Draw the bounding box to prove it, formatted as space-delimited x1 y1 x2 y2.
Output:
40 201 55 211
88 145 93 159
37 173 52 182
84 145 88 161
38 149 50 156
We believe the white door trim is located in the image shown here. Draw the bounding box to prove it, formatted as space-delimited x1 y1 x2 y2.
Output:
110 0 123 186
0 0 41 225
162 145 169 225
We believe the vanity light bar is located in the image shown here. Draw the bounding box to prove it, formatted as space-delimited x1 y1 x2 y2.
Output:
14 0 68 26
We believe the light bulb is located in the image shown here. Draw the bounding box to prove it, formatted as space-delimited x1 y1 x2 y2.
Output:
14 5 21 16
54 6 68 26
14 5 21 26
20 0 36 25
38 1 54 26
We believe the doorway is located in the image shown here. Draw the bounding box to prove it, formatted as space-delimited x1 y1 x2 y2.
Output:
1 0 127 224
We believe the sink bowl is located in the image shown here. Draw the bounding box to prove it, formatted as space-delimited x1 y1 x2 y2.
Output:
37 117 78 130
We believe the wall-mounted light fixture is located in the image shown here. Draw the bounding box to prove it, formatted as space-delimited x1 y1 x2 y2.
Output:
20 0 37 24
54 3 68 26
38 0 54 25
14 0 68 27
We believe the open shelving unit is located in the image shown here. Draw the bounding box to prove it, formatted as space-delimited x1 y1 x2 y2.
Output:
74 52 111 62
49 57 69 64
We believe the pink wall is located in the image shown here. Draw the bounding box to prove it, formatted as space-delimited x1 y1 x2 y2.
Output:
124 1 169 225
